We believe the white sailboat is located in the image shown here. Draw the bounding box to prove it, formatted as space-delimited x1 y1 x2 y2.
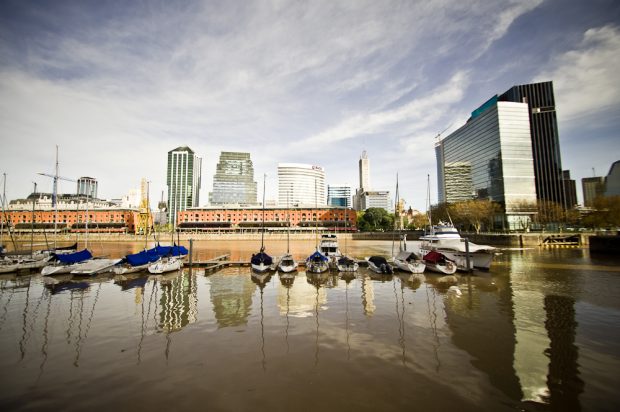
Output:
390 174 425 274
278 189 297 274
336 208 358 272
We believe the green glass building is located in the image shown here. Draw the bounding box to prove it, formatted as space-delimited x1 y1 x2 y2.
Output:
167 146 202 226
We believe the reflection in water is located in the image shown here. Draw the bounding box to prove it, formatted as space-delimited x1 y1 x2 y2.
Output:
210 269 256 328
0 244 617 411
278 274 295 354
251 272 272 371
543 295 584 410
425 282 442 372
361 275 375 316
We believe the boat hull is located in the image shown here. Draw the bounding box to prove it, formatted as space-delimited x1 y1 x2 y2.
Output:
148 258 182 274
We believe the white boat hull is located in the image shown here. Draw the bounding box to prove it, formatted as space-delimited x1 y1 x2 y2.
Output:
392 259 425 274
148 257 182 274
112 263 149 275
71 258 122 275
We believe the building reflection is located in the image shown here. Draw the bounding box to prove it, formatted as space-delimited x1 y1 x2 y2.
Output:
158 271 198 332
210 270 256 328
442 251 585 410
276 274 326 316
442 273 523 402
542 295 584 409
361 274 375 316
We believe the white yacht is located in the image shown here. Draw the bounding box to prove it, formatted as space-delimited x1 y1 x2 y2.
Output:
418 223 495 271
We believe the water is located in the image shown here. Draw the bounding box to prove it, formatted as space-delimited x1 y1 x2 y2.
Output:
0 240 619 411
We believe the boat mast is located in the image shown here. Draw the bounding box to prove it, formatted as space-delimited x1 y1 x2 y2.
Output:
314 179 318 250
426 174 433 236
286 188 290 254
392 173 399 257
260 173 266 252
0 173 5 249
31 182 37 257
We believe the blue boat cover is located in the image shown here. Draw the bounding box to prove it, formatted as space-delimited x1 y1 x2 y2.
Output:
126 248 161 266
307 251 328 262
56 249 93 264
154 244 188 257
251 252 273 266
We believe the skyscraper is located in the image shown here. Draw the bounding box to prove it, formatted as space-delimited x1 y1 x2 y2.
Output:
359 150 371 191
436 100 537 229
277 163 326 206
327 184 352 208
562 170 577 208
582 176 605 207
209 152 257 205
167 146 202 226
499 81 566 209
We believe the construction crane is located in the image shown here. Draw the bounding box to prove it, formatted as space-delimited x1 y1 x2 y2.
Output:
136 178 152 238
37 146 76 245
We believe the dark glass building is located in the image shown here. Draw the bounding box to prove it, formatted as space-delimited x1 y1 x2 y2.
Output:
562 170 577 208
498 82 566 209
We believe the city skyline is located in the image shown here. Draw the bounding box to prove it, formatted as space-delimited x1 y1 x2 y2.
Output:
1 1 619 210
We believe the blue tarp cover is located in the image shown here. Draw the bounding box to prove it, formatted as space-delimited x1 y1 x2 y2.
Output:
307 251 328 262
56 249 93 264
126 248 161 266
251 252 273 266
154 245 188 257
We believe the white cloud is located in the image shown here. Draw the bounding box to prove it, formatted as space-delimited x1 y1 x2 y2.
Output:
535 24 620 125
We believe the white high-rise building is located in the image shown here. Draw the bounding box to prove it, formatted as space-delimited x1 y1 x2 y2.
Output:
359 150 371 191
277 163 326 207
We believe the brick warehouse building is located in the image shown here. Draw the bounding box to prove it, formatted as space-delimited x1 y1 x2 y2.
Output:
176 206 357 232
1 208 140 234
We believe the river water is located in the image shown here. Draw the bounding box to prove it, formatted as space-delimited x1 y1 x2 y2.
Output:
0 239 619 411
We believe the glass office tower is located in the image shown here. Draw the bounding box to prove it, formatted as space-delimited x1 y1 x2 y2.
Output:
167 146 202 226
499 81 566 209
209 152 258 205
327 184 352 208
436 100 537 229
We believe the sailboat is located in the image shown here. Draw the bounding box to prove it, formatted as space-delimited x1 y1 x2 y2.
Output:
251 174 274 273
336 208 358 272
390 174 425 274
277 189 297 274
147 244 188 274
305 179 328 274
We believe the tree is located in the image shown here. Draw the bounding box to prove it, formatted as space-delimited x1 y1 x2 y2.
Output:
407 212 429 230
357 208 394 231
448 199 501 233
583 196 620 228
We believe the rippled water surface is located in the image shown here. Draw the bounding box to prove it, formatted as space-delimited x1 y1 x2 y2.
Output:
1 240 619 411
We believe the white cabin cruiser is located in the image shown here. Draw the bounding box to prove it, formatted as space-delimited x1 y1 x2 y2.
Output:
418 223 495 270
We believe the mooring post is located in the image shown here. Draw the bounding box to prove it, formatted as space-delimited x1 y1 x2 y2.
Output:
464 238 472 273
189 238 193 268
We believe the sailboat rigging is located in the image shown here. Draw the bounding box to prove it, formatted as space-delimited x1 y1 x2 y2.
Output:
251 174 273 273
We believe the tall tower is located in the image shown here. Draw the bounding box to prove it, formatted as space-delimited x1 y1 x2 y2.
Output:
359 150 371 191
167 146 202 227
499 81 566 209
209 152 258 205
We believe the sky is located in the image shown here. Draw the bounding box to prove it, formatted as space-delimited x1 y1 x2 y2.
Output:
1 0 619 211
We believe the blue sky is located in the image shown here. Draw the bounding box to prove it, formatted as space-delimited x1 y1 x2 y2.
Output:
1 0 619 210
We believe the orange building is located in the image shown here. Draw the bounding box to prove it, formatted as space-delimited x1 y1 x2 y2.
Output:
1 208 139 233
177 207 357 231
